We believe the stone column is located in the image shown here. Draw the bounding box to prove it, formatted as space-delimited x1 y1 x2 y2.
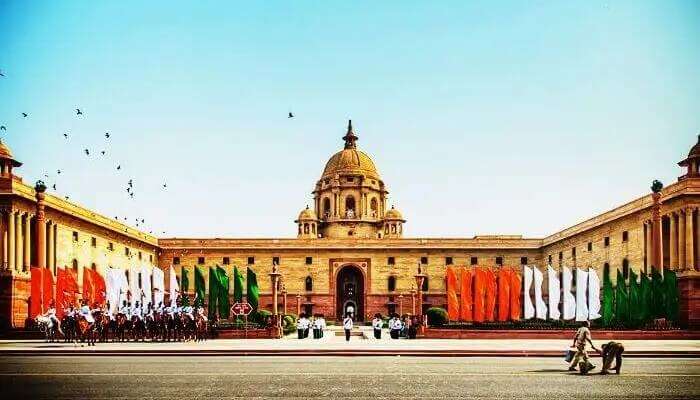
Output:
47 221 55 272
670 212 678 269
23 213 31 271
14 212 22 272
269 265 280 316
685 206 695 271
296 294 301 316
281 286 287 315
410 288 416 316
0 211 5 270
679 209 687 270
7 211 15 271
414 264 427 318
644 221 652 270
35 182 47 269
651 192 663 271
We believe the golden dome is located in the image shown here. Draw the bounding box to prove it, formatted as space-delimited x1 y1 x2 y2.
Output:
0 140 21 167
321 120 380 179
296 206 317 221
384 206 403 220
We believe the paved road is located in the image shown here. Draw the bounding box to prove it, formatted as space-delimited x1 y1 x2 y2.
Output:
0 356 698 399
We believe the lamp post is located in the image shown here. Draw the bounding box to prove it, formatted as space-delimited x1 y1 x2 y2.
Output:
268 263 282 337
651 180 664 272
34 181 47 270
414 264 427 330
410 288 416 316
296 293 301 316
398 294 403 316
281 284 287 315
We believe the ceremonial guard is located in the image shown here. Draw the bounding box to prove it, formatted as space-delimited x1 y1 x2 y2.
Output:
41 300 64 336
312 315 323 339
390 314 402 339
297 314 309 339
372 314 383 339
342 312 353 342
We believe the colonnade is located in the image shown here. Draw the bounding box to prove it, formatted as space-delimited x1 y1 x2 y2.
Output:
647 206 699 271
0 210 57 273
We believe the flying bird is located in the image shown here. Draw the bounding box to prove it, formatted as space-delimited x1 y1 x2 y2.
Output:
288 112 294 118
0 70 5 77
21 113 27 118
76 109 82 115
129 192 134 198
64 196 70 200
84 149 90 155
57 169 61 174
63 133 69 139
116 165 121 170
0 126 6 131
101 150 106 155
162 183 167 188
105 132 110 138
52 184 56 190
128 179 133 187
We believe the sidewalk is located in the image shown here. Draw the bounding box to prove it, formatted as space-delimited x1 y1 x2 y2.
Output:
1 326 698 357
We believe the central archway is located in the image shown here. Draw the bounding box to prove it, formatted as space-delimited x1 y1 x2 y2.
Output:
336 265 364 321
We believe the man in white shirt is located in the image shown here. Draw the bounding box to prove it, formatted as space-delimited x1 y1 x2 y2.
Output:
297 314 308 339
390 314 402 339
372 314 383 339
343 313 353 342
569 321 599 372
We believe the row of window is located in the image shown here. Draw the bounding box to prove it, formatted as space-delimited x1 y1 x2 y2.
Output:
72 231 153 262
173 255 530 267
299 275 430 293
547 231 629 265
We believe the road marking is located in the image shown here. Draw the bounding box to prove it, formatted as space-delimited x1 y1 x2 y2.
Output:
0 372 698 377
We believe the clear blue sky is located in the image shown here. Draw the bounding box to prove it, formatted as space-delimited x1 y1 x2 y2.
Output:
1 1 698 238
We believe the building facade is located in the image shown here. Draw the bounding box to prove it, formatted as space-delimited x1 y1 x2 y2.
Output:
1 126 699 328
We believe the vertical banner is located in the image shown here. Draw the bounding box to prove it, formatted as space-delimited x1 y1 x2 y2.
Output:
522 266 534 319
246 267 259 311
140 266 152 308
587 268 601 320
168 266 179 307
194 266 206 308
484 268 497 322
533 266 548 320
208 266 219 317
152 267 165 307
93 269 106 307
547 265 561 320
233 266 244 303
497 268 510 322
30 268 43 318
562 267 576 320
216 266 230 319
473 268 486 322
83 267 95 306
446 266 459 321
602 266 615 326
575 268 589 321
509 268 522 321
459 267 472 322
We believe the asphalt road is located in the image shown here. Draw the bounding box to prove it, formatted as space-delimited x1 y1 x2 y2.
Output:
0 356 698 399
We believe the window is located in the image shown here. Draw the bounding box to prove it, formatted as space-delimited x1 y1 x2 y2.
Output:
125 247 130 256
445 257 453 265
149 255 153 263
346 177 354 182
247 256 255 265
91 263 96 271
108 242 114 251
323 198 331 218
548 255 552 264
91 237 97 247
388 257 395 265
197 257 205 265
421 277 429 291
388 276 396 292
495 257 503 266
223 257 230 265
558 252 563 260
622 259 629 279
520 257 528 265
622 231 629 242
587 242 593 252
71 259 78 271
305 257 312 265
138 251 142 260
345 195 356 214
572 247 577 258
273 256 280 265
420 257 428 265
173 257 180 265
72 231 79 242
604 236 610 247
470 257 478 266
305 276 313 292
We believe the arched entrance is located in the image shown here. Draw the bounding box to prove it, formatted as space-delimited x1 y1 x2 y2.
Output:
336 265 364 321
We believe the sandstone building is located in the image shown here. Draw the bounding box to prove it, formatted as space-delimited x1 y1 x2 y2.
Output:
1 123 699 328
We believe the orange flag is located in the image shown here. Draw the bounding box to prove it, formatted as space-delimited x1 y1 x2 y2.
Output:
484 268 497 321
497 268 511 322
446 266 459 321
92 269 106 307
473 268 486 322
56 268 79 317
30 268 44 318
509 268 522 321
83 267 95 306
459 267 472 322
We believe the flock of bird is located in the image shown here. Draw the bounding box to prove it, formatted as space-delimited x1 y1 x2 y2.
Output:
0 68 297 236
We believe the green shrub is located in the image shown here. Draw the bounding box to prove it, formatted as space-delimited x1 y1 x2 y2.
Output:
426 307 449 327
250 309 272 326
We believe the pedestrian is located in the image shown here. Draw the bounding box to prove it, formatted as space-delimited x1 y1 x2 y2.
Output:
343 312 353 342
600 341 625 375
372 313 383 339
408 316 418 339
568 321 600 372
313 315 323 339
319 315 326 338
297 313 307 339
390 314 402 339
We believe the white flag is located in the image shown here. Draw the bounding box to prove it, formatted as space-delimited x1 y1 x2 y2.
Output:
547 265 561 320
129 266 141 306
575 268 589 321
140 266 153 307
588 269 601 320
533 266 548 320
169 266 179 307
523 266 535 319
562 267 576 320
106 269 123 315
152 267 165 307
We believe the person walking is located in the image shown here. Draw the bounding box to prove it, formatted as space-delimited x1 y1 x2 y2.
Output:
343 312 353 342
569 321 600 372
372 314 383 339
297 313 308 339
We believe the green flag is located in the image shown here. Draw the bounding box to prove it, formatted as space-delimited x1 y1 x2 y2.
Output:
663 268 679 323
640 271 653 323
233 266 244 303
216 266 230 319
614 270 628 325
195 266 206 308
651 269 665 318
602 265 614 327
181 266 190 293
628 270 642 327
208 267 219 317
246 267 259 311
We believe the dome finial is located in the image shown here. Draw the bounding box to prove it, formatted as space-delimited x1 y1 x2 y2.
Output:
342 119 358 149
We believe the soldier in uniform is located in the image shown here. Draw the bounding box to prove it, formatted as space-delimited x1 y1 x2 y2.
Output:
342 312 353 342
372 314 383 339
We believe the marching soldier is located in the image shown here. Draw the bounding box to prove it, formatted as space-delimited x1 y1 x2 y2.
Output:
372 314 383 339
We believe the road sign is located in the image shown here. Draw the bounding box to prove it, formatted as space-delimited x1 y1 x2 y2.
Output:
231 302 253 316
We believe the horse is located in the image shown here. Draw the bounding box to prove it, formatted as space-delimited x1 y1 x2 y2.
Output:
35 316 58 343
61 315 76 343
75 315 97 346
131 316 146 342
115 313 130 342
194 314 208 342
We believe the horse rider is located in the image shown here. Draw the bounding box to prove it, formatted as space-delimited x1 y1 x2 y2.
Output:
182 303 194 321
79 299 95 327
156 301 164 315
119 301 130 319
132 301 143 321
196 305 208 322
41 299 65 336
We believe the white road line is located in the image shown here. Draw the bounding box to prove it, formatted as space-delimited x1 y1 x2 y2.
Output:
0 372 698 377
